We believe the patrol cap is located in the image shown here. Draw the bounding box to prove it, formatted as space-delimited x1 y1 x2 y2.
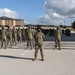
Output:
57 26 60 29
2 26 4 29
37 28 41 32
28 26 31 29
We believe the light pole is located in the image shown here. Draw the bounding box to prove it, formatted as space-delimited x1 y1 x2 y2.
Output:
68 17 75 26
63 19 65 26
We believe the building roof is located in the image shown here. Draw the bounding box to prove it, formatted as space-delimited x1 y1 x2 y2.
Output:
0 16 23 20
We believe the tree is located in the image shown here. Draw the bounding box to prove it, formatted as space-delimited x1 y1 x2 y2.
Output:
59 25 63 28
72 21 75 29
63 25 67 28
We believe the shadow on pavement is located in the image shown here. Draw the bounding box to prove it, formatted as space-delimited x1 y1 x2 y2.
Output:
61 48 75 50
0 55 33 60
44 47 75 50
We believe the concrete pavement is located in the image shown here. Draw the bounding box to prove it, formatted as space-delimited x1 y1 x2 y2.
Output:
0 41 75 75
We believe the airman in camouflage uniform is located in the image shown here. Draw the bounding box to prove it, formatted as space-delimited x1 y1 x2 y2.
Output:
7 26 12 48
0 26 7 49
22 28 25 42
54 26 62 50
33 29 45 61
0 28 2 41
32 27 37 47
17 27 22 43
12 27 17 45
26 26 33 50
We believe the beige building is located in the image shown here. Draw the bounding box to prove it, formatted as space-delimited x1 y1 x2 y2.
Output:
0 16 24 27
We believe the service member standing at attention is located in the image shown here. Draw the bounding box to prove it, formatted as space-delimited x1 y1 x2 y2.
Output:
1 26 7 49
7 26 12 48
17 27 22 43
26 26 33 50
54 26 62 50
33 28 45 61
12 26 17 46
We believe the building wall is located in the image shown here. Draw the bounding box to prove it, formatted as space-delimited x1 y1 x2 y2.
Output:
13 20 16 26
8 20 13 26
1 20 5 25
5 20 9 25
16 20 21 26
0 17 24 27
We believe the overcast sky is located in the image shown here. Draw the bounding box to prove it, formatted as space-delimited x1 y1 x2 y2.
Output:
0 0 75 25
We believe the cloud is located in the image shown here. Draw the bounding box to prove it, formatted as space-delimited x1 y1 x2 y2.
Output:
38 0 75 25
37 15 50 25
45 0 75 16
38 15 64 25
24 20 30 25
0 8 19 18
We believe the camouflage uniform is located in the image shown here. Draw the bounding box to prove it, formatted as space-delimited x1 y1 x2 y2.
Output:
12 27 17 45
22 28 25 42
32 28 37 47
0 29 2 41
7 27 12 48
1 27 7 49
54 26 62 50
33 29 45 61
17 28 22 43
26 26 33 50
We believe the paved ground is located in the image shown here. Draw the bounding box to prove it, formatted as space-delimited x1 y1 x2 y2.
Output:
0 41 75 75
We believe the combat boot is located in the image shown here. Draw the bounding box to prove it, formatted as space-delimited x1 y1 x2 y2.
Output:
41 56 44 61
59 48 61 50
59 47 61 50
30 47 32 50
33 55 37 61
33 58 36 61
0 47 2 49
4 44 7 49
53 48 56 50
53 45 57 50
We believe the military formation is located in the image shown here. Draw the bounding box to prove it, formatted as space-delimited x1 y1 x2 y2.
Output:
0 26 25 49
0 25 66 61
